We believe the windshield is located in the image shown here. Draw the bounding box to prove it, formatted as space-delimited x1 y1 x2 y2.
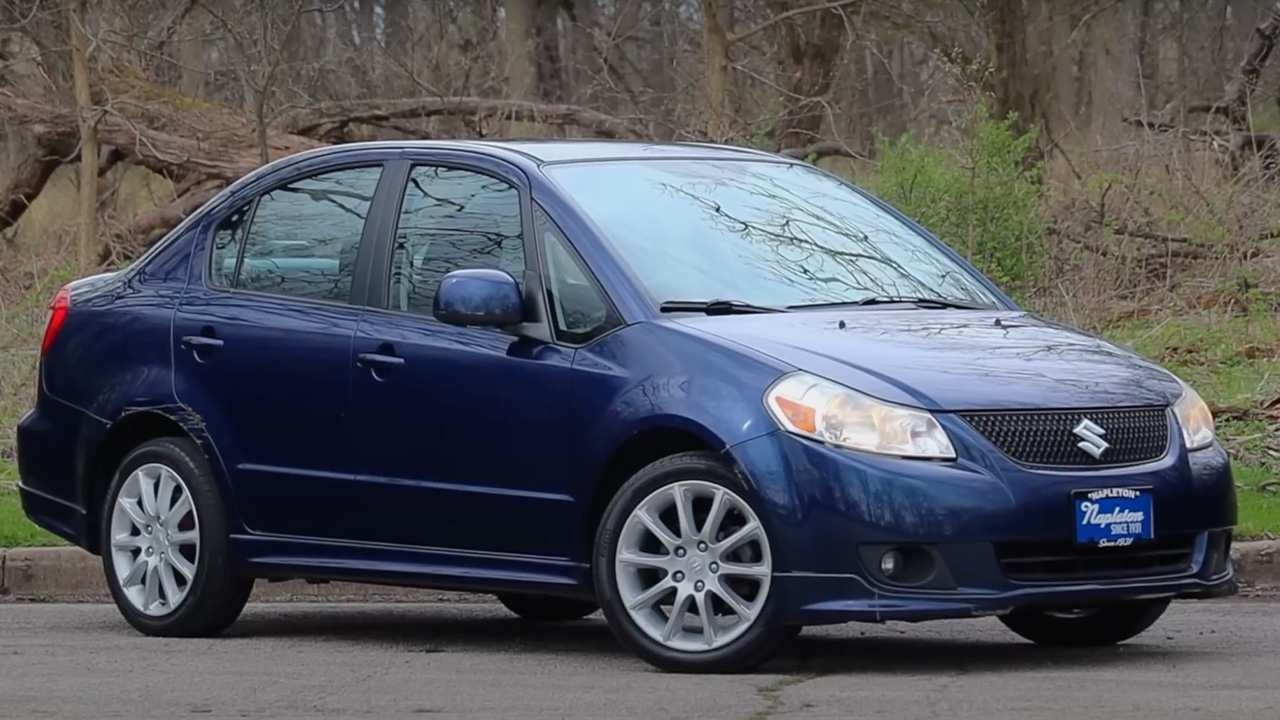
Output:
544 159 1001 309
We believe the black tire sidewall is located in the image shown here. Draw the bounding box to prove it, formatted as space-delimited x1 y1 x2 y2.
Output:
999 599 1172 647
100 437 247 636
593 451 789 673
496 594 599 622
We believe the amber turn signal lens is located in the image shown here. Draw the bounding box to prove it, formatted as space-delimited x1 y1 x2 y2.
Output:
773 396 816 433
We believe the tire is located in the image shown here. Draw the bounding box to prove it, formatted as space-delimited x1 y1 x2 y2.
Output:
998 599 1171 647
593 451 793 673
497 594 598 622
100 437 254 637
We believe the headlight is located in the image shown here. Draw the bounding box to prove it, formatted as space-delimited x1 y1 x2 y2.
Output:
764 372 955 459
1172 380 1215 451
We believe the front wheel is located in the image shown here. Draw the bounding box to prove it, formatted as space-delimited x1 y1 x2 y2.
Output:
594 451 793 673
998 599 1171 647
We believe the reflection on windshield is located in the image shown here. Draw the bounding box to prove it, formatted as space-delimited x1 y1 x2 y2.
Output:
545 160 999 308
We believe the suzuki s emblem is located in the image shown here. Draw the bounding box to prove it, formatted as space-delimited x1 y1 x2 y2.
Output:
1073 418 1111 459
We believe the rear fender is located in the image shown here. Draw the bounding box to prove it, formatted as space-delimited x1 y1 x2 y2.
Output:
86 403 244 541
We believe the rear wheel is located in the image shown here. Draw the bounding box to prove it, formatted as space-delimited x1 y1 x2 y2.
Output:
998 599 1171 647
594 452 793 673
101 437 254 637
497 594 598 622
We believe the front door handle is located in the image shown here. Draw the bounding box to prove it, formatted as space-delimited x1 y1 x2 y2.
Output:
181 335 225 349
356 352 405 368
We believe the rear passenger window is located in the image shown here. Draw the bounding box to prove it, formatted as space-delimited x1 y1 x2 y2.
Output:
390 166 524 316
209 166 383 303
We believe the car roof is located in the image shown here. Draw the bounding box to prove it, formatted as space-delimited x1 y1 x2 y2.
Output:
270 139 787 168
457 139 783 163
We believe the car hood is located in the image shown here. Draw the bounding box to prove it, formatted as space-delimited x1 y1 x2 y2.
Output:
672 309 1183 411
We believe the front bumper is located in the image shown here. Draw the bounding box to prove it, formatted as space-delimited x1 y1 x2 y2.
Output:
773 534 1235 625
728 426 1237 625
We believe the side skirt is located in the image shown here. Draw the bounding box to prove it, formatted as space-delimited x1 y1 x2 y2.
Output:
229 533 596 601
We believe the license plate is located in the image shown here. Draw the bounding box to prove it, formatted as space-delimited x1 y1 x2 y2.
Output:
1072 487 1154 547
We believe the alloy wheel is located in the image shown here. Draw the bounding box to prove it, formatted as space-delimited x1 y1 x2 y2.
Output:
109 462 200 617
614 480 772 653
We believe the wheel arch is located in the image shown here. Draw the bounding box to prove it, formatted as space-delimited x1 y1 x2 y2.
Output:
585 420 755 559
82 406 228 554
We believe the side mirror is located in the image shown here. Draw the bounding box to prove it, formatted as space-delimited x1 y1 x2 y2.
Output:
433 269 525 327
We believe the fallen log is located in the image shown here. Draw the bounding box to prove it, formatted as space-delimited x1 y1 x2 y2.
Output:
0 89 321 249
0 124 74 234
279 96 644 141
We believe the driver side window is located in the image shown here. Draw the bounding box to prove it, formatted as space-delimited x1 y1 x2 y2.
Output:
536 205 619 343
389 165 524 317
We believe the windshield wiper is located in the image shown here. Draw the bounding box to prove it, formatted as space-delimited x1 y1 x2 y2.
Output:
788 295 987 310
659 299 789 315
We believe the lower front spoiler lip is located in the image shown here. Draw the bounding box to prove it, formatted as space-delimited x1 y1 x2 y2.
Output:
778 569 1237 625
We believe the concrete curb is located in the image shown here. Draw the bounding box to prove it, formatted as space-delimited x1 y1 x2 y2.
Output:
1231 539 1279 592
0 546 487 603
1 541 1277 602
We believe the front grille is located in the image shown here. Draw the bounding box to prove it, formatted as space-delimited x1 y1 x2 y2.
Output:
995 534 1197 582
958 407 1170 468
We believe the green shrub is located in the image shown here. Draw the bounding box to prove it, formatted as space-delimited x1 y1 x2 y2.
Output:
867 108 1044 298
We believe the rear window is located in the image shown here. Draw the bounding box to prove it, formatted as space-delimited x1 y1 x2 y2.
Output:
209 166 383 303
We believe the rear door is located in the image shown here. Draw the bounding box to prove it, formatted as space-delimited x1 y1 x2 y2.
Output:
173 163 391 538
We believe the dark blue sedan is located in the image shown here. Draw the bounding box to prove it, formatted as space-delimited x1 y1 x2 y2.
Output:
16 140 1236 672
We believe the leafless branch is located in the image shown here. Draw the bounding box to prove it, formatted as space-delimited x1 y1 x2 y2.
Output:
728 0 859 45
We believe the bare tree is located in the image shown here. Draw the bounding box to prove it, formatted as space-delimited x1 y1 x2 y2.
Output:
505 0 538 136
1129 1 1280 175
198 0 328 163
698 0 857 144
984 0 1039 135
68 0 99 269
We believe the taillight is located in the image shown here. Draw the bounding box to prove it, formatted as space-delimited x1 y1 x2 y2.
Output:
40 285 72 356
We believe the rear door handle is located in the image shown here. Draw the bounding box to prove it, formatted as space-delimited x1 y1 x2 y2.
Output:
356 352 405 368
181 335 224 349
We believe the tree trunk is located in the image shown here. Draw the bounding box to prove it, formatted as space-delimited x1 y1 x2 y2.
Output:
700 0 730 141
385 0 412 64
769 0 849 151
1040 1 1077 141
985 0 1040 135
1136 0 1155 111
565 0 601 107
357 0 378 49
505 0 539 136
68 0 98 270
177 6 208 99
535 0 565 104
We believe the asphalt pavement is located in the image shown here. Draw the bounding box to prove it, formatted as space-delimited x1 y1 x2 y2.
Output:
1 599 1277 719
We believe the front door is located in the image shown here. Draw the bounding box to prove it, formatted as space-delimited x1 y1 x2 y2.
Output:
173 164 386 538
345 162 620 560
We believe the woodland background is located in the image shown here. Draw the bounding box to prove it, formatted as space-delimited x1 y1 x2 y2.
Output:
0 0 1277 543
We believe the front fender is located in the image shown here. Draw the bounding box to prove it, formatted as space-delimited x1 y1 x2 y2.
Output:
572 322 789 491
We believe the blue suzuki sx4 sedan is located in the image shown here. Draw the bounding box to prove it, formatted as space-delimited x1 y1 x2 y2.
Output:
17 140 1236 672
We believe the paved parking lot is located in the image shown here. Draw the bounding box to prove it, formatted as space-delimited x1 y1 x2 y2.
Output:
1 599 1278 719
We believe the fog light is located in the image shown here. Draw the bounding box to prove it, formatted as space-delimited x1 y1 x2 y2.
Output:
880 549 904 578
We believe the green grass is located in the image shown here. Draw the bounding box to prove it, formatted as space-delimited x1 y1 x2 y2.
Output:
1235 465 1280 539
1103 312 1279 538
0 459 63 547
